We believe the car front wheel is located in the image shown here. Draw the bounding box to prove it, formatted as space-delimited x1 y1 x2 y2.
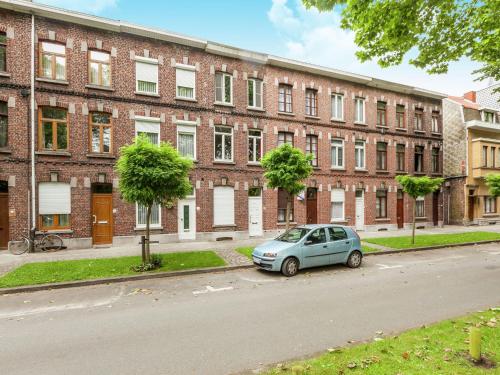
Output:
347 251 362 268
281 257 299 277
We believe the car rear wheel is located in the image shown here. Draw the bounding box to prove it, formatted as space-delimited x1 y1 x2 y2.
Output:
347 251 362 268
281 257 299 277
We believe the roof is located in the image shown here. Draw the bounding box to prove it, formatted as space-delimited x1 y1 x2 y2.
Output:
0 0 446 100
447 96 480 110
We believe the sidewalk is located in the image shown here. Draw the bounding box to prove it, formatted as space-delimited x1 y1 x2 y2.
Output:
1 224 499 277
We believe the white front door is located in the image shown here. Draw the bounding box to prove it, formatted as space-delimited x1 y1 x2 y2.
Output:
178 198 196 240
248 196 263 237
355 190 365 231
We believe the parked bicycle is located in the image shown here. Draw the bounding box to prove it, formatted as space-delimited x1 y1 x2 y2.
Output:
10 229 64 255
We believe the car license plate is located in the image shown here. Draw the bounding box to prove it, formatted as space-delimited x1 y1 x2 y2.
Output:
253 257 261 264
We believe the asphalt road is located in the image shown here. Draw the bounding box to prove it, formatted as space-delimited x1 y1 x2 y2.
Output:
1 244 499 375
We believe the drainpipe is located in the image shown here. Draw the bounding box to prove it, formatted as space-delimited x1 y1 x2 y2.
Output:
30 14 36 235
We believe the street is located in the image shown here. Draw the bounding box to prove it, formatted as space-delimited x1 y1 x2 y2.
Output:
0 244 499 375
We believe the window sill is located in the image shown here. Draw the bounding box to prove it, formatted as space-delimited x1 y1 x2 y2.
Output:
213 160 236 165
396 171 408 175
0 71 11 78
354 122 368 126
305 115 320 120
431 172 442 177
354 168 368 173
135 91 160 97
247 162 262 167
0 147 12 154
175 96 197 102
214 101 234 108
36 77 69 85
85 84 114 92
277 111 295 117
212 224 237 228
87 153 115 159
415 217 427 220
36 151 72 157
330 219 348 224
330 118 345 123
277 222 297 226
431 132 442 137
374 218 391 222
376 125 389 129
247 106 265 112
414 130 426 134
413 172 426 176
482 213 499 218
395 128 408 132
134 226 163 231
376 170 390 174
36 229 73 235
331 167 346 171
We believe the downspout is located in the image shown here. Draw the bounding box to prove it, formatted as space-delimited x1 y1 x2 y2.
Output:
30 14 36 234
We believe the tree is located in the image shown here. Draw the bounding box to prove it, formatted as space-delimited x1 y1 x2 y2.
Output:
395 175 444 244
485 174 500 197
303 0 500 86
116 135 193 264
261 143 313 230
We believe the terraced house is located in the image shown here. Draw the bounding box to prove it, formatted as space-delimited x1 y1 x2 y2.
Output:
0 0 445 249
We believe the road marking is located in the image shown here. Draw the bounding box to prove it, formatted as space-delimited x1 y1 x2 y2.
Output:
376 264 403 270
192 285 234 295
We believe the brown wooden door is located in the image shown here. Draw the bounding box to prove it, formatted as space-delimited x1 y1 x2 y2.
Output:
306 188 317 224
468 195 475 222
397 190 404 229
0 193 8 249
92 194 113 245
433 192 439 226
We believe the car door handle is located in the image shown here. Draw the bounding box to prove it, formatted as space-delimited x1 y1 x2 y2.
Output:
323 245 327 248
345 241 350 244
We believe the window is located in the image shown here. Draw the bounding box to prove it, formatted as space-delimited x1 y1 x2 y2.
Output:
306 135 318 167
278 84 293 113
414 146 424 173
331 139 344 169
247 78 263 109
278 188 293 222
90 112 111 154
331 189 345 221
306 228 327 244
491 147 496 168
0 101 7 148
215 72 232 104
176 64 196 99
214 126 233 162
414 109 424 131
482 111 495 123
376 189 387 218
354 97 365 123
0 32 6 72
377 101 387 127
214 186 235 226
248 129 262 163
135 118 160 145
136 203 160 228
177 124 196 159
376 142 387 170
482 146 488 167
39 107 68 151
396 105 405 128
484 196 497 214
416 196 425 218
305 89 318 117
39 41 66 80
88 50 111 87
355 140 365 170
432 147 440 173
431 113 440 133
396 144 405 171
38 182 71 230
135 58 158 94
328 226 347 241
331 94 343 120
278 131 294 146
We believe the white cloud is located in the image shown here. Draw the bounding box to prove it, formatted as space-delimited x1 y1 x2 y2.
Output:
35 0 117 14
267 0 486 96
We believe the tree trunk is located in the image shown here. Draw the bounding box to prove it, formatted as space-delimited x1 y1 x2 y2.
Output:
412 198 416 245
285 194 292 231
145 204 151 264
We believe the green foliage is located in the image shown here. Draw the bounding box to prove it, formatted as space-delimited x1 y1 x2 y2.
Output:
303 0 500 86
130 253 164 272
485 174 500 197
395 175 444 199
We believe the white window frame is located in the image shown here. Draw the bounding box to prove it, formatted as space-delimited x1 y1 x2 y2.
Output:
355 140 366 170
354 97 365 124
331 139 345 169
481 110 496 124
135 202 162 229
176 120 197 160
431 115 440 133
248 129 262 164
215 72 233 105
331 94 344 121
175 63 196 100
247 78 263 109
416 196 425 218
134 116 161 146
214 125 233 162
330 188 345 222
135 56 159 95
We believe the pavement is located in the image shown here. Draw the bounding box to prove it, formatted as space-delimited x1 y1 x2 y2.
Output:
0 243 499 375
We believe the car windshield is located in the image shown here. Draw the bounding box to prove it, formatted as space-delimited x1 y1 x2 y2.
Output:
276 227 309 243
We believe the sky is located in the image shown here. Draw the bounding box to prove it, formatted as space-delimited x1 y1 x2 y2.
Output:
35 0 490 96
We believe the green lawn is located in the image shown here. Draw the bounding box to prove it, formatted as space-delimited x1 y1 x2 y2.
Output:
266 308 499 374
364 231 500 249
236 246 254 259
361 245 380 253
0 251 226 288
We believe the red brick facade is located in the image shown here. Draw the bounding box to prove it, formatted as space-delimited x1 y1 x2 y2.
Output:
0 4 444 249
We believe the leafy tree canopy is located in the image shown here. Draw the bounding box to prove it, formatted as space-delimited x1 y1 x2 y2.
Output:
303 0 500 85
396 175 444 198
485 174 500 197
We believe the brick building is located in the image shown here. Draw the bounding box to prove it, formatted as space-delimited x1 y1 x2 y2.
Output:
0 0 445 249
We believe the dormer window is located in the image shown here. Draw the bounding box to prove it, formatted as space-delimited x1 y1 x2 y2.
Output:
482 111 495 123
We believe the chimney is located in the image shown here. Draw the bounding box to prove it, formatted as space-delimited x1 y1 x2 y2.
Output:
463 91 476 102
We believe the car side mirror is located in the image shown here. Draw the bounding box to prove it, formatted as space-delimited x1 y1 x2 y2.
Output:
304 240 313 245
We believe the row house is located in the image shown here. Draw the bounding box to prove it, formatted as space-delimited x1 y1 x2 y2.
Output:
0 0 445 249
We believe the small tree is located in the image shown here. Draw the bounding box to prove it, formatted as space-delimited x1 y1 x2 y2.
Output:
261 144 313 230
485 174 500 197
116 135 193 264
396 175 444 244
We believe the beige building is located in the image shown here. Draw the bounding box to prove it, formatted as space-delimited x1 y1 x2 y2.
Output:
443 86 500 225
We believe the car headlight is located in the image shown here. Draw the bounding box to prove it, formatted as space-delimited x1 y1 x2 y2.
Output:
263 252 278 258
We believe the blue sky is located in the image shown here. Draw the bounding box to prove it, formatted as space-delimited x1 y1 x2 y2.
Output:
35 0 488 96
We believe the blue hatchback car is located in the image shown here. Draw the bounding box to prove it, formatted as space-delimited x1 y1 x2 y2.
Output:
252 224 363 276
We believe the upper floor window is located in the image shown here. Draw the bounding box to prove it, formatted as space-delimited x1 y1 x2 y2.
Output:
39 41 66 80
396 104 405 128
247 78 263 109
376 142 387 170
176 64 196 100
305 89 318 117
355 140 365 170
331 94 343 121
414 108 424 131
90 112 111 154
135 58 158 95
482 111 496 123
354 97 365 123
215 72 233 105
396 144 406 172
432 147 440 173
491 147 496 168
376 101 387 127
0 101 7 148
214 126 233 162
39 107 68 151
88 50 111 87
177 123 196 160
248 129 262 163
431 112 440 133
306 134 318 167
0 32 6 72
331 139 344 169
415 145 424 172
278 84 293 113
482 145 488 167
278 131 294 146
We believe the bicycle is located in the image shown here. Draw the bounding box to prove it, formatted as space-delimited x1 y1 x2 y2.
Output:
10 229 64 255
